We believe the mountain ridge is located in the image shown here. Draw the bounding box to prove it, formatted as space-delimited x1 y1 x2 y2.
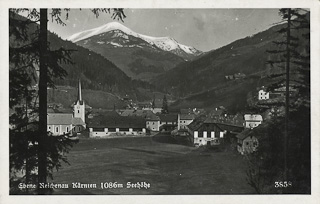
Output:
67 22 202 60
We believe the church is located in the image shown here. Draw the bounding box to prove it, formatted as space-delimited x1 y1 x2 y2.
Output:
47 80 86 136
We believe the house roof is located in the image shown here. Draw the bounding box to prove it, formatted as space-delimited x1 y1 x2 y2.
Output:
187 114 207 131
210 109 223 116
244 114 263 121
119 109 160 121
158 114 178 122
180 114 195 120
71 117 86 126
87 113 146 128
236 129 252 140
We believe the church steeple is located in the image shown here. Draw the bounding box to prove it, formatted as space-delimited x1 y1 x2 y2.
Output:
74 79 85 123
77 79 82 102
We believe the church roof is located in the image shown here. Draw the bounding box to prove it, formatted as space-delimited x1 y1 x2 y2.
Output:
47 113 73 125
47 113 85 125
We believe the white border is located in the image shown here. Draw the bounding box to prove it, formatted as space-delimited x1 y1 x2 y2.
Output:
0 0 319 204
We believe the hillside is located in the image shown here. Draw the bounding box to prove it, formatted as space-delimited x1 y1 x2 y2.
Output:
10 12 152 102
152 23 285 96
47 86 126 109
154 15 309 111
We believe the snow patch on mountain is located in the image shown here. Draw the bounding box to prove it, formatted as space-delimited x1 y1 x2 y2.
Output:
67 22 201 56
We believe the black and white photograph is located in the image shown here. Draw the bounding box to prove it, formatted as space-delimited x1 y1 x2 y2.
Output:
1 0 320 203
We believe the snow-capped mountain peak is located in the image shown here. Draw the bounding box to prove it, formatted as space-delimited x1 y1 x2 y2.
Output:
67 22 202 58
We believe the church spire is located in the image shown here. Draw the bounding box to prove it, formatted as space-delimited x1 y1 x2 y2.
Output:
78 79 82 102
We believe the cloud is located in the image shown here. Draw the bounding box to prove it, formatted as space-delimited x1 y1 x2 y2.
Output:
193 16 205 31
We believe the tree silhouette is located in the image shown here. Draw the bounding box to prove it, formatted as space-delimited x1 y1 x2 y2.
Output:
246 9 310 193
161 94 168 114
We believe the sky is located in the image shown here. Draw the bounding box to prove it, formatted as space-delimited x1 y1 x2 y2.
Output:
49 9 283 52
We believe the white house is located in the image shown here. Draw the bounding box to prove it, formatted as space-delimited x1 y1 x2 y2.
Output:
189 119 227 147
146 115 160 132
244 114 263 129
87 113 146 138
258 89 270 100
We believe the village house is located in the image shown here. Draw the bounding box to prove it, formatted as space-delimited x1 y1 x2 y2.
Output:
188 118 229 147
244 114 263 129
47 80 86 136
118 109 160 131
146 114 160 132
234 72 246 80
87 112 146 138
236 129 259 155
258 87 270 100
158 113 178 131
178 113 195 130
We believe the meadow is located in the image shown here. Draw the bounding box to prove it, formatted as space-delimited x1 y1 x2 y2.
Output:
51 134 255 195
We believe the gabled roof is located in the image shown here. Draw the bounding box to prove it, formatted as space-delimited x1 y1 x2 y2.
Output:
47 113 73 125
71 117 86 126
87 113 146 128
244 114 263 121
47 113 85 126
180 114 195 120
236 129 252 140
158 114 178 122
119 109 160 121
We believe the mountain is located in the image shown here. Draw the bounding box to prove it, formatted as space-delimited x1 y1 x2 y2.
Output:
10 13 153 107
152 19 308 112
67 22 202 80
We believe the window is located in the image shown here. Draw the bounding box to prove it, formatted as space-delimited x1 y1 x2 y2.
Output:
153 122 155 125
48 126 51 130
66 127 69 132
78 110 80 113
56 127 59 133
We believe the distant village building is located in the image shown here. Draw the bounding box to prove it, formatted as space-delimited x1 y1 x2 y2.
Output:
225 73 246 80
234 72 246 80
47 80 86 136
117 109 160 132
258 87 270 100
189 118 227 147
87 111 146 138
236 129 259 155
158 114 178 131
146 117 160 132
244 114 263 129
178 113 195 130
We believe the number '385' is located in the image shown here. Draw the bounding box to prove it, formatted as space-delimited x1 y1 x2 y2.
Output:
275 181 292 188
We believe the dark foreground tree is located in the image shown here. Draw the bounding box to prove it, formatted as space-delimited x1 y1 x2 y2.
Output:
9 8 126 194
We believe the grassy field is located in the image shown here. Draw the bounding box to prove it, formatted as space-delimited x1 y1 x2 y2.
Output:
51 134 255 195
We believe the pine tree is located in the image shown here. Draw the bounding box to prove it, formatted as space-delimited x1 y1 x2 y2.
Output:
246 9 310 194
161 94 168 114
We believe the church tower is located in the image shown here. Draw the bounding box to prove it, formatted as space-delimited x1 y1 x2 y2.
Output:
74 79 85 123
